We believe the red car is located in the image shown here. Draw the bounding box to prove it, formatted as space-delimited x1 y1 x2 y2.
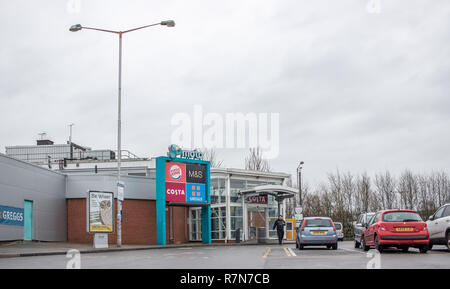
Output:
362 209 429 253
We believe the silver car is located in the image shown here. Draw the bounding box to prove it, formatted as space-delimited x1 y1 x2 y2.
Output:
334 222 344 241
354 212 375 248
296 217 338 250
427 203 450 251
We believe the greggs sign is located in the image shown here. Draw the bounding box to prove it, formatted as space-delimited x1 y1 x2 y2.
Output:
165 161 207 203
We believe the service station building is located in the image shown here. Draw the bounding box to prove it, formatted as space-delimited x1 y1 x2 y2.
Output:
0 151 293 245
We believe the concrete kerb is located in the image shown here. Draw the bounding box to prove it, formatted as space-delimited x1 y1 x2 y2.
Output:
0 241 295 258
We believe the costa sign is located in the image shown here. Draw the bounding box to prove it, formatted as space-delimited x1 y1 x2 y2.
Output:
245 194 268 205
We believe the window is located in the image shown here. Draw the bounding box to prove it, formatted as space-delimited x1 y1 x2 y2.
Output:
334 223 342 230
368 213 379 225
357 215 363 224
189 208 202 241
267 208 278 238
210 178 226 204
230 206 243 239
305 219 333 227
382 212 422 222
366 213 375 224
434 206 446 219
442 205 450 218
211 206 226 240
230 179 245 203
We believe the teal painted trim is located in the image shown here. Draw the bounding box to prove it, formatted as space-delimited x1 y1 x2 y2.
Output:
24 200 33 241
202 161 211 244
156 157 167 245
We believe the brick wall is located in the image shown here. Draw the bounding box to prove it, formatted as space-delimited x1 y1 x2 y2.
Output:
67 198 188 245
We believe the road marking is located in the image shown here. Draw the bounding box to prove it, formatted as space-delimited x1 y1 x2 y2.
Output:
262 248 271 258
283 248 291 257
340 248 366 254
288 247 297 257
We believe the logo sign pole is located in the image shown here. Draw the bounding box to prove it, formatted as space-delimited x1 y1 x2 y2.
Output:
156 151 211 245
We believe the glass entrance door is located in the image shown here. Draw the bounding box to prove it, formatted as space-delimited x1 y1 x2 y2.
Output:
247 206 266 241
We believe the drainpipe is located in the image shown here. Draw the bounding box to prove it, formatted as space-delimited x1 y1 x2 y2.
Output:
169 206 174 244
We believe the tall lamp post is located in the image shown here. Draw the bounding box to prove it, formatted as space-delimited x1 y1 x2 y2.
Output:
297 161 304 207
70 20 175 247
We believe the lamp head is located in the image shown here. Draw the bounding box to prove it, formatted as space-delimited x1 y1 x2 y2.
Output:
160 20 175 27
70 24 82 32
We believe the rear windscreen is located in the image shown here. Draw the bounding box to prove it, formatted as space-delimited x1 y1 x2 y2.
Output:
334 223 342 230
305 219 332 227
382 212 422 222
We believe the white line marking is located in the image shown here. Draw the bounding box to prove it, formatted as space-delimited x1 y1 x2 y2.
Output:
288 247 297 256
340 248 366 254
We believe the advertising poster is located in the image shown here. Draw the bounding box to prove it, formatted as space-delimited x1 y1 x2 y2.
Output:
88 191 114 233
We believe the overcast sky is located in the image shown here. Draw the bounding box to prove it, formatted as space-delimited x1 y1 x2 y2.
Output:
1 0 449 187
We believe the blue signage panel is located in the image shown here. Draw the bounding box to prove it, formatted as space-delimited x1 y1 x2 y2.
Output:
0 205 24 226
186 183 206 203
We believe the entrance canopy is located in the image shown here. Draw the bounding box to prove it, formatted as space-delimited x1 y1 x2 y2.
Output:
239 185 297 203
238 185 297 242
239 185 297 216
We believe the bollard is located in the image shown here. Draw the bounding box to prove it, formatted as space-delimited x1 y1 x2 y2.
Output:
236 228 241 243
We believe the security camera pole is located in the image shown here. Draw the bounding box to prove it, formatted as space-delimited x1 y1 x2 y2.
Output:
70 20 175 247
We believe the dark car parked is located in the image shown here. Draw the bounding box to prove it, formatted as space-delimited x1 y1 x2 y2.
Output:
354 212 375 248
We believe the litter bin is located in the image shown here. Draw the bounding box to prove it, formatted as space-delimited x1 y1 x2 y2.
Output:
235 228 241 243
257 227 267 244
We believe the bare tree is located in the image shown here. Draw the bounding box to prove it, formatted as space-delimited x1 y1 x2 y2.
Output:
398 170 418 210
374 171 397 210
244 147 271 172
356 172 371 214
200 148 223 168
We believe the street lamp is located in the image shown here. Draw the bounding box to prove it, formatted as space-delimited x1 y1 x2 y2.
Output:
297 161 304 207
70 20 175 247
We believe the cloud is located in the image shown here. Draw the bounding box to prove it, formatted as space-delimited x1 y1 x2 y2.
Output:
0 0 449 186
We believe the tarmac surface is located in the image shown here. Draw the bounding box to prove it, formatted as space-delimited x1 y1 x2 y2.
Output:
0 241 448 269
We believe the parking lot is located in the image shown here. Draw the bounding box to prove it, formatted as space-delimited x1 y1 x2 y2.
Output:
0 241 448 269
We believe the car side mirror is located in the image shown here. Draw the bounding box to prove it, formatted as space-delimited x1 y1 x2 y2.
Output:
428 215 434 221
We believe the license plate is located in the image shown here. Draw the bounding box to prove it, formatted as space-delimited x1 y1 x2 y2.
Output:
312 231 326 235
396 227 413 232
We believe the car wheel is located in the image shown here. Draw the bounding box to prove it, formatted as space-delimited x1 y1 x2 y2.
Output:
419 245 428 254
326 245 331 249
299 244 304 250
428 243 433 251
446 231 450 252
375 236 383 253
354 240 360 248
332 243 338 250
362 237 370 251
401 246 409 253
